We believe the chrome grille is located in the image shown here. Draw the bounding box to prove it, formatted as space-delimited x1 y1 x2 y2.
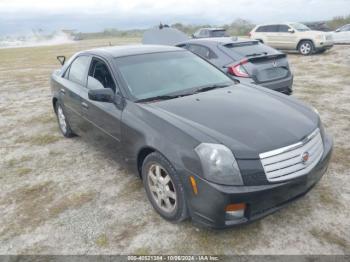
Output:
259 129 324 182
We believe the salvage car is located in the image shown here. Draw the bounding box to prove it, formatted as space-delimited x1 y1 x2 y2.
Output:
250 22 334 55
176 37 293 95
51 45 333 228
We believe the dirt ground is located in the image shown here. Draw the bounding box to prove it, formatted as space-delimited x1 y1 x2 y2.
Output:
0 38 349 255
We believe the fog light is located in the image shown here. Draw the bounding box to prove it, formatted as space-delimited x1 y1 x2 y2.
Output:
225 203 246 219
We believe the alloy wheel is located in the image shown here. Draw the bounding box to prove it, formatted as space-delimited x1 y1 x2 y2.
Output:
300 42 312 55
147 164 177 214
57 105 67 134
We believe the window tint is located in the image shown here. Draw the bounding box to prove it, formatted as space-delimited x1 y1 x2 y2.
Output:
187 44 216 59
224 41 276 57
211 30 227 37
88 59 116 91
255 25 279 32
266 25 279 32
114 51 232 100
278 25 290 32
256 26 266 32
68 56 90 85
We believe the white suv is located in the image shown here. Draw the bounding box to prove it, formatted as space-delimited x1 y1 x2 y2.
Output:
250 22 334 55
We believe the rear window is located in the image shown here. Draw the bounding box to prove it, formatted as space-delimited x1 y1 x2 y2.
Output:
224 42 276 57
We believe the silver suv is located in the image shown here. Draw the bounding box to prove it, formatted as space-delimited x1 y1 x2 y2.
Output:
250 22 334 55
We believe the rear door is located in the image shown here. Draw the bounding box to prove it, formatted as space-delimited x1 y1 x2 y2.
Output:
59 55 91 132
80 57 123 142
264 25 280 48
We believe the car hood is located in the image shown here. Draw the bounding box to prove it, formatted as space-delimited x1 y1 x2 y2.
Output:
145 85 319 159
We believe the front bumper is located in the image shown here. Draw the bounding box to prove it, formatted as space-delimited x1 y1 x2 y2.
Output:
315 40 334 50
184 133 333 229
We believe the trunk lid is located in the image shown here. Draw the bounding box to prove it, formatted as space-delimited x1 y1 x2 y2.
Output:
220 41 291 83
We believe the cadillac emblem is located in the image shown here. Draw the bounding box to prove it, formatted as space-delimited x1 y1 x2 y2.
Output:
301 152 310 164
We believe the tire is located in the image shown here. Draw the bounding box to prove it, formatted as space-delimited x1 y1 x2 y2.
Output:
142 152 188 222
317 49 327 54
54 102 75 138
298 40 314 55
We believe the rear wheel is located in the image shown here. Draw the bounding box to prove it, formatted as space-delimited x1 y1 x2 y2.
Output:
298 40 314 55
55 102 75 138
142 152 188 222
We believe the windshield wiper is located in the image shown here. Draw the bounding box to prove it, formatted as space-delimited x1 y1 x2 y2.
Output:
135 94 190 103
193 83 231 94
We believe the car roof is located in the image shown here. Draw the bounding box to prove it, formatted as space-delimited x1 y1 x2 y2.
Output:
85 44 184 58
178 37 255 45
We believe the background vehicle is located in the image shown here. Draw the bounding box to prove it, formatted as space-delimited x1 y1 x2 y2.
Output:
250 22 334 55
51 45 332 229
192 28 228 38
177 37 293 94
332 24 350 44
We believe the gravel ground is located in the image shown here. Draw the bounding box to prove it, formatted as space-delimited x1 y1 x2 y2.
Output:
0 39 349 255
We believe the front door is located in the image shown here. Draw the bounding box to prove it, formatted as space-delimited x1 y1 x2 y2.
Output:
80 57 123 144
59 55 91 133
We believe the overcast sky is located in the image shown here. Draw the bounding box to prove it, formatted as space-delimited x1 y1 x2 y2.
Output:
0 0 349 35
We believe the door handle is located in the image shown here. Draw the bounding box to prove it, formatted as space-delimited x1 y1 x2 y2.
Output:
81 102 89 109
60 88 66 94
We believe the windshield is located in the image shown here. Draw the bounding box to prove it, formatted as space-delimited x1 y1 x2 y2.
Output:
289 23 311 31
115 51 233 100
211 30 227 37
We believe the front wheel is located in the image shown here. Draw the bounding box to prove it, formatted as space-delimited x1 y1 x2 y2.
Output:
55 102 75 138
142 152 188 222
298 40 314 55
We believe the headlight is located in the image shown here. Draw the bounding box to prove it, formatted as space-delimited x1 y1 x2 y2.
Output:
195 143 243 185
316 35 326 40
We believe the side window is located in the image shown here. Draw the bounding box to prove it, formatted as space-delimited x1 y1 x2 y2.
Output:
278 25 290 32
266 25 279 32
188 44 216 59
68 56 90 85
256 26 265 32
88 59 116 92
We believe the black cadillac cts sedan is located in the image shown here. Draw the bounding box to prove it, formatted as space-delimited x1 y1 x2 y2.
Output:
51 45 333 228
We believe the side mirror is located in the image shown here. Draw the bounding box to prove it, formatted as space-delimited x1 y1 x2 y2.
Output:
88 88 115 103
87 76 104 90
288 28 295 33
57 56 66 65
191 34 195 38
